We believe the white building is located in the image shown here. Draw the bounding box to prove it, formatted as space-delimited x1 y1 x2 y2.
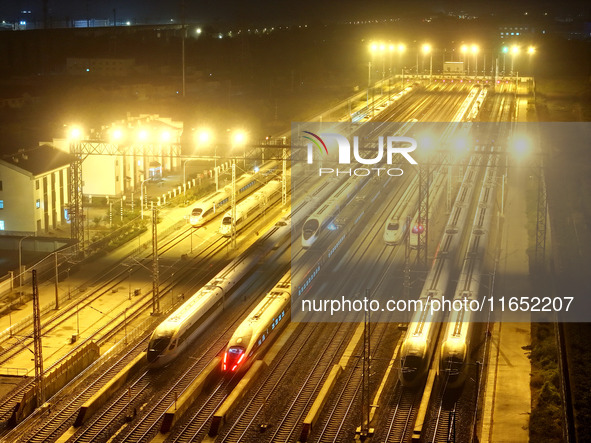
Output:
443 61 464 73
0 145 72 235
53 114 182 198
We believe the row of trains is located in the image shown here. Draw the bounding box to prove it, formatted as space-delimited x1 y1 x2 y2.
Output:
188 160 279 228
439 152 498 387
147 162 349 368
399 149 499 388
399 152 484 387
149 85 495 391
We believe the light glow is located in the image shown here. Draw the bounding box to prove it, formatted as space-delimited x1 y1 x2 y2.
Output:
68 126 83 140
196 129 212 145
233 131 247 145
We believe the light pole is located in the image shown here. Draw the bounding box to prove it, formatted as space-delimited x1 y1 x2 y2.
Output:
422 44 432 82
398 44 406 90
510 45 519 75
18 235 33 288
502 46 508 74
195 128 217 190
140 176 150 220
233 130 247 169
379 43 386 95
471 44 480 77
461 44 468 75
369 42 377 115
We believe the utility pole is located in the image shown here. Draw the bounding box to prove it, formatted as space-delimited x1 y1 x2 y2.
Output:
231 161 237 249
181 0 186 97
54 252 59 309
403 215 412 300
32 270 44 407
69 143 85 256
151 202 160 314
535 159 547 272
282 145 287 206
358 289 373 439
416 163 430 268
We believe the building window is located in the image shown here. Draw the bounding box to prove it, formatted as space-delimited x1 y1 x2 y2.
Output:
0 221 4 230
0 200 3 209
36 199 40 208
0 180 2 191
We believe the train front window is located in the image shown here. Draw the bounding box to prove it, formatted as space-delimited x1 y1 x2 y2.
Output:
401 355 422 380
147 333 173 362
387 222 399 230
222 217 232 226
302 219 319 240
191 208 203 217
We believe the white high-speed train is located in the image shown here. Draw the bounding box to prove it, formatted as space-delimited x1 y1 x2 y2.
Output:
147 217 291 367
439 153 498 388
219 180 282 237
188 161 278 227
222 273 291 373
301 177 363 249
384 177 419 245
400 154 482 387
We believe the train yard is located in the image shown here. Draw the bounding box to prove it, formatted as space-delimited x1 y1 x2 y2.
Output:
0 77 543 443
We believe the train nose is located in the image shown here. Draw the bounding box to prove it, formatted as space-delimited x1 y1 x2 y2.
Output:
147 349 160 363
222 346 245 372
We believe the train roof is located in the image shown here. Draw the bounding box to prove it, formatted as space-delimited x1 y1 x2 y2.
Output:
222 180 281 219
160 284 221 326
245 285 290 326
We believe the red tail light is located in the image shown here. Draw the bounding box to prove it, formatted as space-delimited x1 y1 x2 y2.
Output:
224 346 245 372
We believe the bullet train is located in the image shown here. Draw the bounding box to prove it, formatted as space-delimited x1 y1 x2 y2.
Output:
384 177 419 245
148 165 340 367
222 273 291 373
147 217 291 367
301 177 364 249
400 154 483 387
439 153 498 388
219 180 282 237
188 160 279 227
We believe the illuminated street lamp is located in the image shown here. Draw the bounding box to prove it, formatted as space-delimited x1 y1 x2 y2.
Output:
68 126 83 140
137 128 149 142
160 130 171 143
110 127 124 143
233 130 247 168
502 46 509 74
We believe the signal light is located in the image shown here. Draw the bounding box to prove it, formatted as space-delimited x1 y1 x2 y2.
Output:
412 224 425 234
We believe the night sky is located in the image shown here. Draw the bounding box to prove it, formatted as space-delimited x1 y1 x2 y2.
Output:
1 1 589 25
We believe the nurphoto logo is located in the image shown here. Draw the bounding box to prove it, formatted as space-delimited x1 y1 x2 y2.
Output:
304 132 419 177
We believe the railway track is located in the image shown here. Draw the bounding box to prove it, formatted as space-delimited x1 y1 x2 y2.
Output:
384 384 420 443
314 323 390 442
77 258 290 443
4 335 150 442
217 322 352 442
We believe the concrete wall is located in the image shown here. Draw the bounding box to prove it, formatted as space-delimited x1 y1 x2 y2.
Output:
0 163 36 233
